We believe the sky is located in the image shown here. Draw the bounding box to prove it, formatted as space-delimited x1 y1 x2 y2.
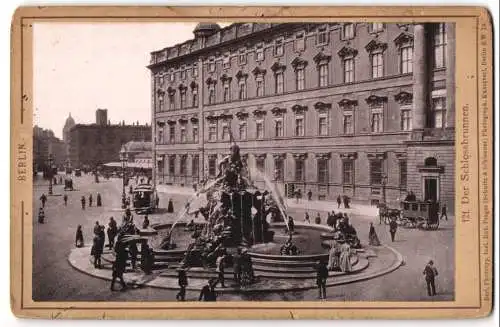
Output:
33 22 200 139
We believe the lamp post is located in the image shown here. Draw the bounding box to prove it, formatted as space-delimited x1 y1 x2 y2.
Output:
120 148 127 201
381 174 388 205
48 153 54 195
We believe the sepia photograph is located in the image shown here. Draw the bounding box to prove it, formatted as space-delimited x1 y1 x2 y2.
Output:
31 21 456 302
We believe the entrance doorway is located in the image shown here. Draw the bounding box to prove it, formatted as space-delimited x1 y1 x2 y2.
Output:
423 177 439 202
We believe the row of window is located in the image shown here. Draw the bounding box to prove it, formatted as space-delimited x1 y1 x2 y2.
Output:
161 153 407 188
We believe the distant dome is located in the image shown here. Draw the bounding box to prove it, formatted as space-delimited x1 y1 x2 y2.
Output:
193 23 221 36
64 113 75 128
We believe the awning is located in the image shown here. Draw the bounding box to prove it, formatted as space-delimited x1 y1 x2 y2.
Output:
103 162 153 169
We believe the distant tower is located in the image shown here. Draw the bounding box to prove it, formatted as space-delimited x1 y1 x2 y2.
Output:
193 23 221 48
62 113 76 160
96 108 108 126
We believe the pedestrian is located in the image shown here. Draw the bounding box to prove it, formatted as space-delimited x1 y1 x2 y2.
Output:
338 240 352 273
63 194 68 206
40 193 47 208
336 195 342 208
81 196 86 210
215 252 226 288
295 189 301 203
304 212 310 224
107 217 118 249
129 242 138 270
343 195 350 209
389 218 398 242
38 207 45 224
142 215 150 229
315 212 321 224
91 234 102 269
440 203 448 221
155 195 160 209
129 185 133 194
368 222 381 246
75 225 84 247
110 244 128 291
233 248 242 285
307 189 313 201
316 260 328 299
141 242 154 275
176 269 188 301
93 221 101 235
88 194 93 207
287 216 295 234
96 193 102 207
167 198 174 213
423 260 439 296
198 279 217 301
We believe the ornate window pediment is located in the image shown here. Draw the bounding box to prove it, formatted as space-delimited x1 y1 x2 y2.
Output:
220 74 232 83
156 89 165 96
253 108 267 118
365 40 388 53
206 114 218 122
291 104 308 114
272 153 287 160
190 81 198 89
314 101 332 111
313 52 332 65
365 95 388 106
338 98 358 108
190 116 199 123
394 32 414 47
254 153 267 160
338 46 358 58
292 153 308 160
236 111 249 120
156 120 165 127
340 152 357 160
291 57 308 70
252 67 267 76
271 107 287 116
167 86 176 95
218 113 233 121
178 84 187 91
367 152 387 160
270 62 286 73
178 117 188 124
205 76 217 85
235 70 248 80
167 119 177 125
315 152 331 160
394 91 413 105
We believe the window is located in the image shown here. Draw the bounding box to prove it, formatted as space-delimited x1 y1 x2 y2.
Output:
256 79 264 97
221 124 230 141
275 38 284 56
239 123 247 140
401 46 413 74
432 97 446 128
318 115 328 136
180 156 187 175
370 108 383 133
208 157 216 177
158 130 163 144
180 126 187 143
275 119 283 137
256 44 264 61
181 69 187 80
192 155 199 177
369 23 384 33
168 93 175 110
256 120 264 139
192 64 198 77
222 54 231 69
317 26 328 45
433 23 447 68
158 93 165 112
180 89 186 109
399 160 407 188
343 161 354 184
295 32 305 51
317 159 329 183
343 58 354 83
168 156 175 175
169 71 175 82
274 158 284 181
295 115 305 136
371 52 384 78
400 107 412 131
192 87 198 107
158 75 164 86
223 82 231 102
295 159 304 181
370 160 383 185
296 68 305 90
238 80 247 100
343 113 354 134
238 49 247 65
208 60 216 73
208 85 215 104
343 23 354 39
169 125 175 143
256 157 265 172
208 123 217 141
319 63 328 87
275 72 284 94
192 124 199 142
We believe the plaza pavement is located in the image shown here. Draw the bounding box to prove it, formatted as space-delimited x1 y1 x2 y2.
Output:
32 174 455 302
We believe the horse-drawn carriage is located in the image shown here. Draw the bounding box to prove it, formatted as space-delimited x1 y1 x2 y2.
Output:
64 177 74 191
378 203 401 225
399 201 440 230
132 184 157 214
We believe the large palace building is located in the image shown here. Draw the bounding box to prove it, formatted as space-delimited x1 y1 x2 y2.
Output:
149 22 455 212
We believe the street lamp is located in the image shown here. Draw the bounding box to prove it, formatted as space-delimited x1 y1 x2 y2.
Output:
120 148 127 202
48 153 54 195
381 174 388 205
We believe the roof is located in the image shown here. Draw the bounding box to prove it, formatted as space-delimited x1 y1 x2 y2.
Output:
135 151 152 159
103 162 153 169
193 23 221 34
121 141 152 153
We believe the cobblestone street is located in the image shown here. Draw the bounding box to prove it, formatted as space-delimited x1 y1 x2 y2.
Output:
32 174 454 302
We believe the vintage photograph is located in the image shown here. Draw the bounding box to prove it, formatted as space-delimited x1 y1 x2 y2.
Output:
31 21 457 303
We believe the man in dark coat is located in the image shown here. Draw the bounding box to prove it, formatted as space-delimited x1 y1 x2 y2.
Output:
389 218 398 242
167 199 174 213
198 279 217 301
110 245 128 291
88 194 93 207
316 260 328 299
96 193 102 207
423 260 438 296
63 194 68 206
307 189 313 201
336 195 342 208
81 196 86 210
440 204 448 221
107 217 118 249
40 193 47 208
176 269 188 301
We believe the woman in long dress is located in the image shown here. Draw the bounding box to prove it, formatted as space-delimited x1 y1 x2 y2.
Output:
339 241 352 273
368 222 381 246
327 240 340 271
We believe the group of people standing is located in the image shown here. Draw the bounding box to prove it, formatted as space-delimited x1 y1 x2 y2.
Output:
80 193 102 210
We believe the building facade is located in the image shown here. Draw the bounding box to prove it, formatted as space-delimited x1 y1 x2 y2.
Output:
62 113 76 162
149 22 455 212
69 109 151 169
33 126 66 171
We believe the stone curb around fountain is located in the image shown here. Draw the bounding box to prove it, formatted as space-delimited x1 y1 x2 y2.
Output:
68 245 404 294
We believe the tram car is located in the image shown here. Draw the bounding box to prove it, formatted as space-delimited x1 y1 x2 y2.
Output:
400 201 440 230
132 184 157 214
64 177 74 191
